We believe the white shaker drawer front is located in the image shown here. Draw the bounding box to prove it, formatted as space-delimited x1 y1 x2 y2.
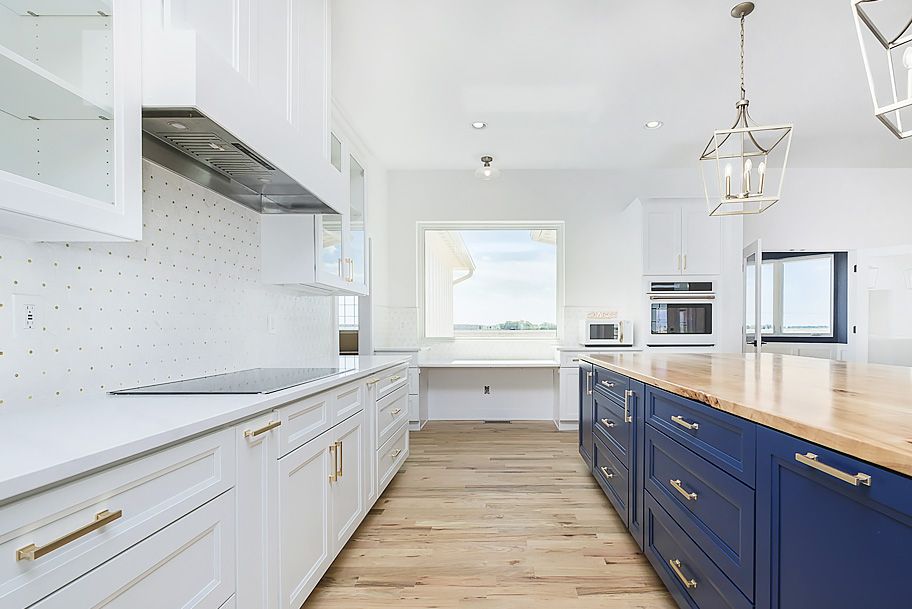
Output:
374 365 408 399
0 429 234 609
377 426 409 493
376 386 409 447
276 391 332 457
332 381 364 424
30 490 236 609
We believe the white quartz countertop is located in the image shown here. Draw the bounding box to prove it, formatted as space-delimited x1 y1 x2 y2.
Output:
417 358 560 368
0 355 408 504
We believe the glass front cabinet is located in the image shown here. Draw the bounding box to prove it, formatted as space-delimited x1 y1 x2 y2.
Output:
0 0 142 241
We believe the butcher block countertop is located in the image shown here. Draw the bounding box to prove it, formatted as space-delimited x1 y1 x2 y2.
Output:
581 352 912 478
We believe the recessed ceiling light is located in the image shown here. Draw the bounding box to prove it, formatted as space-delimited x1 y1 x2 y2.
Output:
471 121 487 130
644 120 664 130
168 121 188 130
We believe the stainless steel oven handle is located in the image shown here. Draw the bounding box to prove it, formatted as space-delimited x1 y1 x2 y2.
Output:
649 295 716 300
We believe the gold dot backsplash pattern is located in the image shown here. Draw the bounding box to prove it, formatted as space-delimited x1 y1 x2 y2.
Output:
0 160 334 406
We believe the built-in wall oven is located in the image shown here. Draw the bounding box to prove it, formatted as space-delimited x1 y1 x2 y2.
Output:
647 281 716 347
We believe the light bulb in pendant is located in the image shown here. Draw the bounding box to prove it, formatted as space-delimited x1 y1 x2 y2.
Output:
724 163 733 198
757 161 767 194
743 158 753 194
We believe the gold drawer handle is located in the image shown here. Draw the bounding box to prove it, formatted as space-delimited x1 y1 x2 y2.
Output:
599 466 614 479
17 509 123 561
390 375 403 382
795 452 872 487
599 418 615 428
600 380 615 388
391 448 402 458
671 415 699 431
366 377 380 386
670 479 698 501
668 559 697 589
336 441 343 478
244 419 281 438
329 444 338 482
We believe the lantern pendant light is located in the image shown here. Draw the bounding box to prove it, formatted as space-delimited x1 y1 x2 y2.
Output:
700 2 793 216
852 0 912 138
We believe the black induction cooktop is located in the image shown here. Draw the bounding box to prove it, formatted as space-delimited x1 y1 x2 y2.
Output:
109 367 344 395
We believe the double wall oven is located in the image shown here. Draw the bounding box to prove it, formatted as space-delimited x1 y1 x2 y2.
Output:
647 280 716 347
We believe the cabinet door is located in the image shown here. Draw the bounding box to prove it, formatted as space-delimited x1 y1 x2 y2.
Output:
277 431 334 609
644 205 683 275
681 201 722 275
627 380 646 549
31 491 235 609
315 214 348 290
559 367 580 423
331 410 366 549
236 414 280 609
578 362 594 467
757 426 912 609
346 153 368 294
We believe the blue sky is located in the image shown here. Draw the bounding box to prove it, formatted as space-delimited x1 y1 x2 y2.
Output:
451 230 557 325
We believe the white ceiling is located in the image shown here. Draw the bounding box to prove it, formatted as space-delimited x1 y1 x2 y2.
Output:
331 0 912 170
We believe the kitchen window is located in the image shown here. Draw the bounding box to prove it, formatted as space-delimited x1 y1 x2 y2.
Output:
419 223 562 339
746 252 848 343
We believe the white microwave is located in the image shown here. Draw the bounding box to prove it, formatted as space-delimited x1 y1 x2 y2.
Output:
579 320 633 346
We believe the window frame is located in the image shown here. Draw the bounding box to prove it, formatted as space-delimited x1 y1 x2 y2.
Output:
417 221 565 342
758 251 849 344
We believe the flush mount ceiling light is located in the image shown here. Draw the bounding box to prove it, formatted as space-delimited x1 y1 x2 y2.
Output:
474 155 501 180
852 0 912 138
699 2 793 217
471 121 487 129
644 120 664 129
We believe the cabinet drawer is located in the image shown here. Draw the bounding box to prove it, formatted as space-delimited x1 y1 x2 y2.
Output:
377 386 409 447
377 425 409 493
644 492 751 609
30 490 236 609
0 430 234 609
559 352 586 367
646 386 756 487
276 391 332 457
593 390 630 466
593 366 629 403
645 426 755 597
375 364 409 398
333 381 364 423
593 435 628 525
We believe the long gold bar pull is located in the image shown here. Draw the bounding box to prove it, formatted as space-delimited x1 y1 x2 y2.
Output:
244 419 281 438
671 415 699 431
336 441 343 478
794 452 872 487
668 559 698 589
17 509 123 561
328 444 337 482
670 479 698 501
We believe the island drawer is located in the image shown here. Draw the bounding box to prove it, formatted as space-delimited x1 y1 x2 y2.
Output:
645 425 755 598
377 385 409 447
645 386 756 487
0 429 235 609
593 435 629 525
593 390 630 465
593 365 629 404
644 492 751 609
375 364 409 399
377 424 409 493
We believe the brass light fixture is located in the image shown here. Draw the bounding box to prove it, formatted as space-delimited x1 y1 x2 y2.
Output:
700 2 793 216
852 0 912 138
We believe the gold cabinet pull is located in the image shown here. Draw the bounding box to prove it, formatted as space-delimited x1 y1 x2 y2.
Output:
623 389 634 423
600 380 615 388
336 440 343 478
671 415 699 431
366 377 380 386
668 559 697 589
389 375 402 382
391 408 402 415
17 509 123 561
244 419 281 438
795 452 872 487
599 418 615 428
391 448 402 458
599 466 614 479
328 444 338 482
670 479 698 501
586 371 592 395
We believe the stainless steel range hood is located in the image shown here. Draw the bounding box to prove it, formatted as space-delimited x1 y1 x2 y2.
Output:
142 109 335 214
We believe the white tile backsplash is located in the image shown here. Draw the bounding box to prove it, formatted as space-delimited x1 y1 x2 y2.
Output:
0 161 334 406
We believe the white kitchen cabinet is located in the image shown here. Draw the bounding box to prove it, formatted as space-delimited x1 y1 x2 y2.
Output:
235 414 280 609
330 410 366 549
31 490 236 609
277 428 334 609
643 200 721 276
0 0 142 241
558 367 580 426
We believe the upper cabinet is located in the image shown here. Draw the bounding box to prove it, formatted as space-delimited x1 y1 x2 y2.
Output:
141 0 344 215
0 0 142 241
643 200 721 276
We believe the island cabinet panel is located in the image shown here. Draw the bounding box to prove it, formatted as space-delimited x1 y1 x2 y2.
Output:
593 389 629 461
756 426 912 609
593 434 629 525
628 379 646 549
578 361 594 469
645 425 755 599
645 386 756 487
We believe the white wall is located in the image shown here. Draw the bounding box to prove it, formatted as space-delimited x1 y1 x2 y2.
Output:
424 368 556 421
0 161 335 406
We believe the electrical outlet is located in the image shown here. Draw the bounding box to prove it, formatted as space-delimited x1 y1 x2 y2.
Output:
266 313 277 335
12 294 39 335
483 385 491 395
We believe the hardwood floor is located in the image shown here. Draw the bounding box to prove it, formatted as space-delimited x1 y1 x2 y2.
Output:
305 421 676 608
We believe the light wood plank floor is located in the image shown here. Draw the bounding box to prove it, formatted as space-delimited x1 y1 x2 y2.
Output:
305 421 676 609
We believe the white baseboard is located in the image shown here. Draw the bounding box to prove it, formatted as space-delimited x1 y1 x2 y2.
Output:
554 420 578 432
